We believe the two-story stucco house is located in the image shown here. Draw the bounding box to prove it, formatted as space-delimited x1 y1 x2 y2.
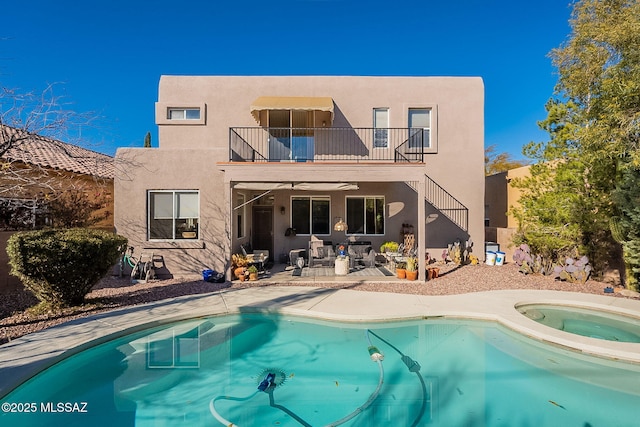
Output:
114 75 484 281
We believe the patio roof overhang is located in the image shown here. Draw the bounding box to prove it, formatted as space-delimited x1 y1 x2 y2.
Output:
217 162 427 184
233 182 359 191
250 96 334 123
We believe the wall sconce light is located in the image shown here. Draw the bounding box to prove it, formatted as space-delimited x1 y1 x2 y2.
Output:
280 206 286 215
333 217 348 232
322 121 327 127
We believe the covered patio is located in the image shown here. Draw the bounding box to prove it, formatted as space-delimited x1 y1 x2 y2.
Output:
217 162 430 282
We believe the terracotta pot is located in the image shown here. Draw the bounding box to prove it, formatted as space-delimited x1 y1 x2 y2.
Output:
249 272 259 281
427 267 440 279
234 267 246 280
406 270 418 281
396 268 406 279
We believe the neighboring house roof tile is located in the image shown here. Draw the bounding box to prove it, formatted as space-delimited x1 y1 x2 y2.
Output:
0 126 114 179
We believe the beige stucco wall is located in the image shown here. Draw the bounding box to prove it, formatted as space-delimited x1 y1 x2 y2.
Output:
506 165 530 229
116 76 484 277
484 164 533 263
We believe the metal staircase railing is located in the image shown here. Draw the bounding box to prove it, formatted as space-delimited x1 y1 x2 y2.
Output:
407 174 468 231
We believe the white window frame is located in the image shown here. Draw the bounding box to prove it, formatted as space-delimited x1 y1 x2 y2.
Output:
345 196 385 235
373 107 389 148
168 107 201 120
155 102 206 125
148 190 200 240
290 196 331 236
408 107 431 150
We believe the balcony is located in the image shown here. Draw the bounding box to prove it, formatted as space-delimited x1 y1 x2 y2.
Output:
229 127 428 163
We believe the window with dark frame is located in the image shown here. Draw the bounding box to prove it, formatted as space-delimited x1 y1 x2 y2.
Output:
236 193 245 239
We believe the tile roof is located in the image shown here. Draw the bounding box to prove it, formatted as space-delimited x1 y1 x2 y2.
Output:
0 126 114 179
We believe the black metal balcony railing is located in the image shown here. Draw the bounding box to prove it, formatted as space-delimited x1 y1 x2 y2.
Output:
229 127 428 163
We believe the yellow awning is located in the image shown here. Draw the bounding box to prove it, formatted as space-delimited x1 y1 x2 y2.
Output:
250 96 334 122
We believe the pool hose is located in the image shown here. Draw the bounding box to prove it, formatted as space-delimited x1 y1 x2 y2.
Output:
367 329 428 427
209 331 386 427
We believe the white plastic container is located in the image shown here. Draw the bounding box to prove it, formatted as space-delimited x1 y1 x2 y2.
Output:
485 251 496 266
495 251 506 266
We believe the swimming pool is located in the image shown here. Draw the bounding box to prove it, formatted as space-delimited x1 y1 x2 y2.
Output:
2 312 640 427
517 304 640 343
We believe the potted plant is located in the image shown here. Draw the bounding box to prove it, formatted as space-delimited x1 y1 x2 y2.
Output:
380 241 399 254
395 261 407 279
247 265 259 281
231 253 248 280
405 257 418 280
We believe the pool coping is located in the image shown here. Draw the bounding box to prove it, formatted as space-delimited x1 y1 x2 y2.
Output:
1 287 640 398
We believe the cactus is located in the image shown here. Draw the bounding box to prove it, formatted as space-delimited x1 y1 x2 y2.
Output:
513 244 553 275
444 238 474 265
553 255 592 283
609 216 627 243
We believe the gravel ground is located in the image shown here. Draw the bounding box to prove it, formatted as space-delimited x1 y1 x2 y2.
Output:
1 262 636 345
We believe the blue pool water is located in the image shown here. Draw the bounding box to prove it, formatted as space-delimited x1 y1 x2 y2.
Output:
518 304 640 342
2 314 640 426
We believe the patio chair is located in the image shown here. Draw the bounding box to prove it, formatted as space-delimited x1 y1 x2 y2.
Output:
308 242 336 267
347 244 375 269
241 243 269 273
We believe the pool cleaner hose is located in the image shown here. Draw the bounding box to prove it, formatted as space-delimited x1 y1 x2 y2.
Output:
210 333 386 427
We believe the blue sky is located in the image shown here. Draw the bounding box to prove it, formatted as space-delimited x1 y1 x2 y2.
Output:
1 0 573 159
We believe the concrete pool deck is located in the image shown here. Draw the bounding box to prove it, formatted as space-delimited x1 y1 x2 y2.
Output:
1 287 640 398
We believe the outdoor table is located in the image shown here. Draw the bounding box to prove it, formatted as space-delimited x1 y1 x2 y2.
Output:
335 256 349 275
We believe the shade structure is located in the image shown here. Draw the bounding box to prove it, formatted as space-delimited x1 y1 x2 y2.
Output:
250 96 334 122
232 182 292 191
233 182 358 191
292 182 358 191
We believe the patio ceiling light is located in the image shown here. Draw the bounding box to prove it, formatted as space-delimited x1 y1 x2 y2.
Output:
334 217 348 232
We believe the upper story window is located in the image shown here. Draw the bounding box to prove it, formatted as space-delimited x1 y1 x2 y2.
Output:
291 196 330 235
168 108 201 120
148 190 199 240
346 196 385 235
408 108 431 149
373 108 389 148
156 102 206 126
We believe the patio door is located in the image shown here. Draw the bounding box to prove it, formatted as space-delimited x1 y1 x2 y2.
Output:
268 110 290 161
252 206 273 261
267 110 314 161
291 110 314 161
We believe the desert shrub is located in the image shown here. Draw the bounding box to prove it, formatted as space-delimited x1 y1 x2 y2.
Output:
7 228 127 307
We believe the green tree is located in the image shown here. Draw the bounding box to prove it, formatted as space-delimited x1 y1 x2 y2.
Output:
513 0 639 281
511 101 590 264
484 145 529 175
144 131 151 148
612 162 640 290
